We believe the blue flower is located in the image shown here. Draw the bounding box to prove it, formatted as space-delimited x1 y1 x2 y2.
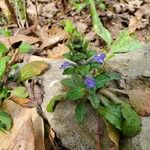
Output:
84 77 96 89
93 53 106 64
60 61 72 69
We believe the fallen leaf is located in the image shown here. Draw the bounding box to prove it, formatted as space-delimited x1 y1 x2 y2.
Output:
36 26 68 49
0 101 34 150
109 88 150 117
104 120 119 150
10 96 31 106
128 16 139 34
47 44 69 60
19 61 48 81
0 34 40 49
128 90 150 116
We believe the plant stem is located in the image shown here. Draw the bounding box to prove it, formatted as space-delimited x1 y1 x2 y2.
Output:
100 89 124 104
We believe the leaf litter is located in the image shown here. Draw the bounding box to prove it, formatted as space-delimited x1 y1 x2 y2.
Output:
0 0 150 149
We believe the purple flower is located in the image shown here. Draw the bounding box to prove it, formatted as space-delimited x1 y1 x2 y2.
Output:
93 53 106 64
60 61 72 69
84 77 96 89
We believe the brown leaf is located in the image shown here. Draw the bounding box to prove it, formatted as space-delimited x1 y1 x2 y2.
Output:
36 26 68 49
47 44 69 60
128 90 150 116
104 120 119 150
11 96 31 106
0 101 45 150
128 16 139 34
0 101 34 150
0 34 40 49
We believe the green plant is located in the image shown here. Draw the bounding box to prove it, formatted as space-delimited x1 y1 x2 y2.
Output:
0 29 48 132
47 21 142 146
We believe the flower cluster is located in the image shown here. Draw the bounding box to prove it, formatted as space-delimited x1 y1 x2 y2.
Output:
84 77 96 89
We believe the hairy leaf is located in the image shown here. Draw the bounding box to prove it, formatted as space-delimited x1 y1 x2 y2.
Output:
88 94 100 109
77 65 90 76
96 71 121 88
75 102 86 123
110 30 142 53
121 103 141 137
98 104 122 130
89 0 112 46
67 87 84 101
63 67 76 75
61 78 76 88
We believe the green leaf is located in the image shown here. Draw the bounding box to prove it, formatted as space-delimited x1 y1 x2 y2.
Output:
63 20 75 34
88 94 100 109
61 78 76 88
47 95 65 112
66 87 85 101
98 104 123 130
110 30 142 53
18 42 31 53
89 0 112 46
0 28 11 37
19 61 48 81
77 65 90 76
96 71 121 88
11 86 29 98
0 42 8 55
0 111 12 131
0 56 10 79
73 1 89 12
63 67 76 75
75 102 86 123
121 103 141 137
0 87 9 101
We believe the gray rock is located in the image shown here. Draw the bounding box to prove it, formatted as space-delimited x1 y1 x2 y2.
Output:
40 48 150 150
109 48 150 78
121 117 150 150
41 60 98 150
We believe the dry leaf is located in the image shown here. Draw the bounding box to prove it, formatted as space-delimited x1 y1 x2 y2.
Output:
128 16 139 34
10 96 31 106
109 88 150 117
48 44 69 60
0 100 45 150
36 26 68 49
128 90 150 116
105 120 119 150
0 34 40 49
0 101 34 150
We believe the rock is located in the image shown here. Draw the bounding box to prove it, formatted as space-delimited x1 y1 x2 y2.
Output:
108 48 150 78
39 47 150 150
121 117 150 150
41 60 113 150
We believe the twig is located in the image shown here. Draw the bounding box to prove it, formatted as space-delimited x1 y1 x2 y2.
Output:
7 48 19 69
